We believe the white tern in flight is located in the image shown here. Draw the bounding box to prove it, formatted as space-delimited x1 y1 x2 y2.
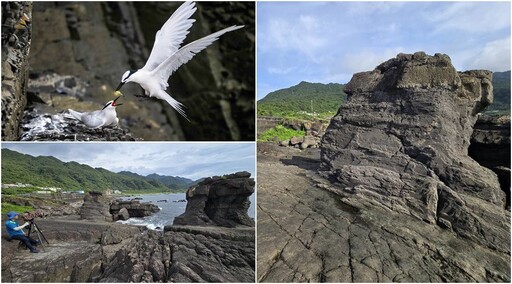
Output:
115 1 244 120
67 96 122 128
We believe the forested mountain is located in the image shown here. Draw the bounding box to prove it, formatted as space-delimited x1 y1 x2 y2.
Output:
1 149 190 193
258 81 347 116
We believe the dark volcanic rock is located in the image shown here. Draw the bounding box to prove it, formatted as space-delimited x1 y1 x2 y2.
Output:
173 171 255 227
1 2 32 140
321 52 508 251
110 199 160 220
80 191 113 221
101 226 255 282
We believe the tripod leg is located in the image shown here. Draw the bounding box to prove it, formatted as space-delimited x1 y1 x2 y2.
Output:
33 223 50 245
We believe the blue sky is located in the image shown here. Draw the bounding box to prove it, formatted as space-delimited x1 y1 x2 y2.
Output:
257 1 511 99
2 143 255 180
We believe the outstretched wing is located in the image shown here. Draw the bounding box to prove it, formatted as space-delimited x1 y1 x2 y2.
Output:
151 25 244 87
141 1 197 72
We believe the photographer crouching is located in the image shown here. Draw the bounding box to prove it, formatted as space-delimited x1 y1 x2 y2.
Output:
5 211 40 253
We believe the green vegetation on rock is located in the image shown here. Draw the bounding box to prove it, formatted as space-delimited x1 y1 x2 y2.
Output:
1 149 190 193
1 203 34 214
258 125 305 142
258 81 346 117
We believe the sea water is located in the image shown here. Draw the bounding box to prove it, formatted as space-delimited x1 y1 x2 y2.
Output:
117 193 256 230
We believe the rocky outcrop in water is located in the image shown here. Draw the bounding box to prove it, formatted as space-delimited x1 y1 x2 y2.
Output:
173 172 255 227
1 2 32 140
110 199 160 220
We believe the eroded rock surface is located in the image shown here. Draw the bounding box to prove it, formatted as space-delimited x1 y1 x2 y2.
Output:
2 216 254 283
257 143 510 282
101 226 255 282
80 191 113 221
173 171 255 227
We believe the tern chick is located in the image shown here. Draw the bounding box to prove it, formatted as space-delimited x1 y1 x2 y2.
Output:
115 1 244 120
67 96 122 128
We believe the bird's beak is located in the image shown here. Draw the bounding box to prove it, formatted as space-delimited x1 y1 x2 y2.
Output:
115 82 125 91
112 96 123 107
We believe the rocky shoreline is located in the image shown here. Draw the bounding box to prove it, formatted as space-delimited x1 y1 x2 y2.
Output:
1 215 254 282
2 172 255 283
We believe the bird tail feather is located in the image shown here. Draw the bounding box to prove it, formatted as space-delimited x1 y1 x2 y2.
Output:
158 91 189 122
67 109 82 120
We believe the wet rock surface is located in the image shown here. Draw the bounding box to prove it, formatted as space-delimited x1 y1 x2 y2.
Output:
257 143 510 282
174 171 255 227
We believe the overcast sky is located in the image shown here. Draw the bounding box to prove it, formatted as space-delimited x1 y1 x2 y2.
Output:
258 1 511 99
2 143 255 181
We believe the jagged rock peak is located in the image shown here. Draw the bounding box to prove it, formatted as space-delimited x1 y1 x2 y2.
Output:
345 52 493 113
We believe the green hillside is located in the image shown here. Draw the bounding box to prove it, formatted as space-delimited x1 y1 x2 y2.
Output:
258 81 347 117
486 71 510 114
1 149 185 193
145 173 194 190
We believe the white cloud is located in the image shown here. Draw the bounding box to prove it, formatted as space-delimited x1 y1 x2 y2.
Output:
341 48 405 74
267 66 295 75
465 37 511 72
428 2 510 34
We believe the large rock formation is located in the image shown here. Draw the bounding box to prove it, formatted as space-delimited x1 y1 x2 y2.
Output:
321 52 508 252
110 199 160 220
80 191 113 221
1 2 32 140
173 171 255 227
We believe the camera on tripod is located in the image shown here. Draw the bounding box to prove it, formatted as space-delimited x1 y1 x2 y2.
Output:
21 210 49 250
22 210 44 222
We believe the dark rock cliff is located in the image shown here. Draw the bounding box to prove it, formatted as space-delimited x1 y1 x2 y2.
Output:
1 2 32 140
173 171 255 227
321 51 509 254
